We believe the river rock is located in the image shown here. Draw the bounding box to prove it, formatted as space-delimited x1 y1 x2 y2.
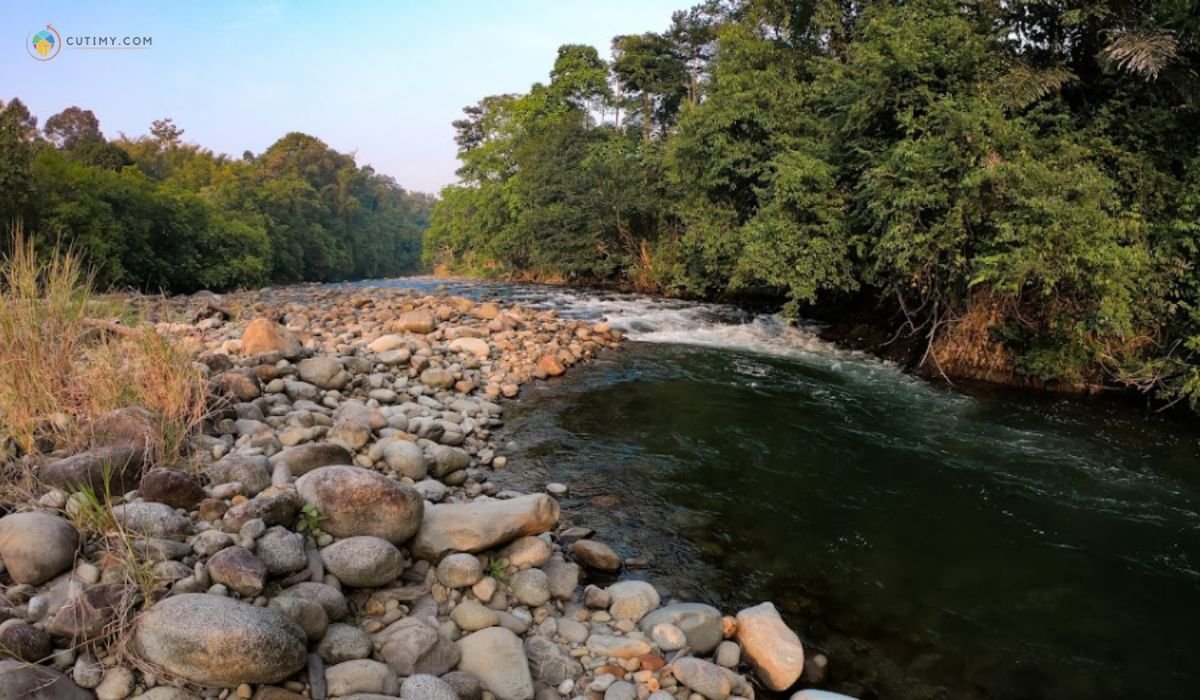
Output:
501 536 552 569
207 453 272 496
457 627 534 700
607 580 660 622
223 492 298 531
396 309 436 334
207 545 268 597
525 635 582 685
298 356 349 390
585 634 652 659
570 539 620 572
325 659 400 696
378 618 460 676
543 556 580 600
639 603 723 655
368 334 408 353
509 568 551 607
318 623 373 663
112 501 191 539
383 440 428 480
41 444 145 497
139 468 206 509
242 318 302 358
0 512 78 584
95 666 135 700
670 657 733 700
132 594 307 687
401 674 459 700
0 621 52 662
411 493 559 560
651 623 687 652
321 536 406 587
270 443 353 477
442 670 484 700
269 596 329 641
736 601 804 691
256 525 308 575
296 465 423 544
451 599 499 631
449 337 490 358
436 552 483 588
429 444 470 478
420 368 455 389
279 581 349 621
0 659 91 700
790 691 857 700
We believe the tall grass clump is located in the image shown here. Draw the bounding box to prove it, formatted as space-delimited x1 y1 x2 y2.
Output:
0 227 208 467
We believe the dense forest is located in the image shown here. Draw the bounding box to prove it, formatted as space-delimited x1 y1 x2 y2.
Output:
0 100 432 293
426 0 1200 407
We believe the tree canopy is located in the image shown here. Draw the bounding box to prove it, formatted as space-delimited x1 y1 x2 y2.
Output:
0 100 432 293
426 0 1200 408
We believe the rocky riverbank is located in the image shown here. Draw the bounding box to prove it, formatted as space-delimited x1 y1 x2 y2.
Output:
0 283 844 700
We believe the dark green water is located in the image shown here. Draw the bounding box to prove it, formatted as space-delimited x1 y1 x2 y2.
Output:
376 279 1200 699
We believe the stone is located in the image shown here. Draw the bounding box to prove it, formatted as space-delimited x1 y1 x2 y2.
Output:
736 602 804 691
639 603 724 655
133 594 306 687
395 309 436 334
321 536 406 587
279 581 349 621
436 552 483 588
429 444 470 478
208 454 272 496
42 444 145 497
378 618 460 676
442 671 483 700
604 681 637 700
570 540 621 572
790 692 857 700
0 659 91 700
400 674 459 700
586 634 653 659
242 319 302 358
420 368 455 389
113 501 191 540
411 494 559 560
525 635 582 685
651 623 687 652
368 334 408 353
501 536 552 569
207 546 268 597
508 568 551 607
715 640 741 668
318 623 373 664
224 492 298 531
670 657 733 700
95 666 135 700
0 621 52 662
269 596 329 641
256 526 308 575
214 369 261 402
139 468 206 509
44 582 126 641
607 580 660 622
382 440 428 480
449 337 489 358
298 357 349 390
456 627 534 700
296 466 423 544
451 599 499 631
270 443 352 477
0 512 77 585
325 659 400 696
537 354 565 377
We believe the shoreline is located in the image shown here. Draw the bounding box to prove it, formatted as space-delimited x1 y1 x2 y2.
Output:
0 282 837 700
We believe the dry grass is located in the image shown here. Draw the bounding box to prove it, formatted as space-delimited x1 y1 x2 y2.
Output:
0 229 209 471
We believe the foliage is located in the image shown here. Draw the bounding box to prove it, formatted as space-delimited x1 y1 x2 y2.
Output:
0 100 432 293
428 0 1200 408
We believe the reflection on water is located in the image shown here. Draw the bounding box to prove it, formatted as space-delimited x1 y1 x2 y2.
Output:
366 277 1200 700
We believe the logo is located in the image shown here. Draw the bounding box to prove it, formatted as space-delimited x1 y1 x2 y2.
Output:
28 24 61 61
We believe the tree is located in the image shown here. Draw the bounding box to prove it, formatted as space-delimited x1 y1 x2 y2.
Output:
612 33 688 141
43 106 102 149
150 118 185 145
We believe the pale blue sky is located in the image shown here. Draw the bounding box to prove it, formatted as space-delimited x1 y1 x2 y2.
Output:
1 1 684 193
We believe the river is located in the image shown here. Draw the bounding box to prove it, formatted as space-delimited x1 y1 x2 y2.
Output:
372 278 1200 700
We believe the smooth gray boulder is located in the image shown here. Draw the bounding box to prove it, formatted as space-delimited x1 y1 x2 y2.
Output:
411 494 559 561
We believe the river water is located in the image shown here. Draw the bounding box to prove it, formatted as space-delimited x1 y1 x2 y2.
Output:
374 278 1200 700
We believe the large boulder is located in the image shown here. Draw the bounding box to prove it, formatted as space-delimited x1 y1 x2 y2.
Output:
0 512 77 585
132 594 307 687
736 602 805 691
296 466 423 544
639 603 723 655
270 443 352 477
241 319 302 358
411 494 559 561
42 444 145 497
456 627 534 700
321 536 406 587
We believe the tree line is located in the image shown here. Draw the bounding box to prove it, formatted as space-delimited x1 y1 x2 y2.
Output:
0 100 433 293
426 0 1200 407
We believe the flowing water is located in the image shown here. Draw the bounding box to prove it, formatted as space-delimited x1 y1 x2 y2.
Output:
373 278 1200 700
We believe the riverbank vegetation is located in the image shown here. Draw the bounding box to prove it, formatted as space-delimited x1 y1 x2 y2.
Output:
0 101 433 293
425 0 1200 407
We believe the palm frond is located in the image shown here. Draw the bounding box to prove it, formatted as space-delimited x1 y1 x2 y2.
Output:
996 64 1077 109
1103 29 1178 80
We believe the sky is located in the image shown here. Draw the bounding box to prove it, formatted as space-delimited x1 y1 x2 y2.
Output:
1 1 685 193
